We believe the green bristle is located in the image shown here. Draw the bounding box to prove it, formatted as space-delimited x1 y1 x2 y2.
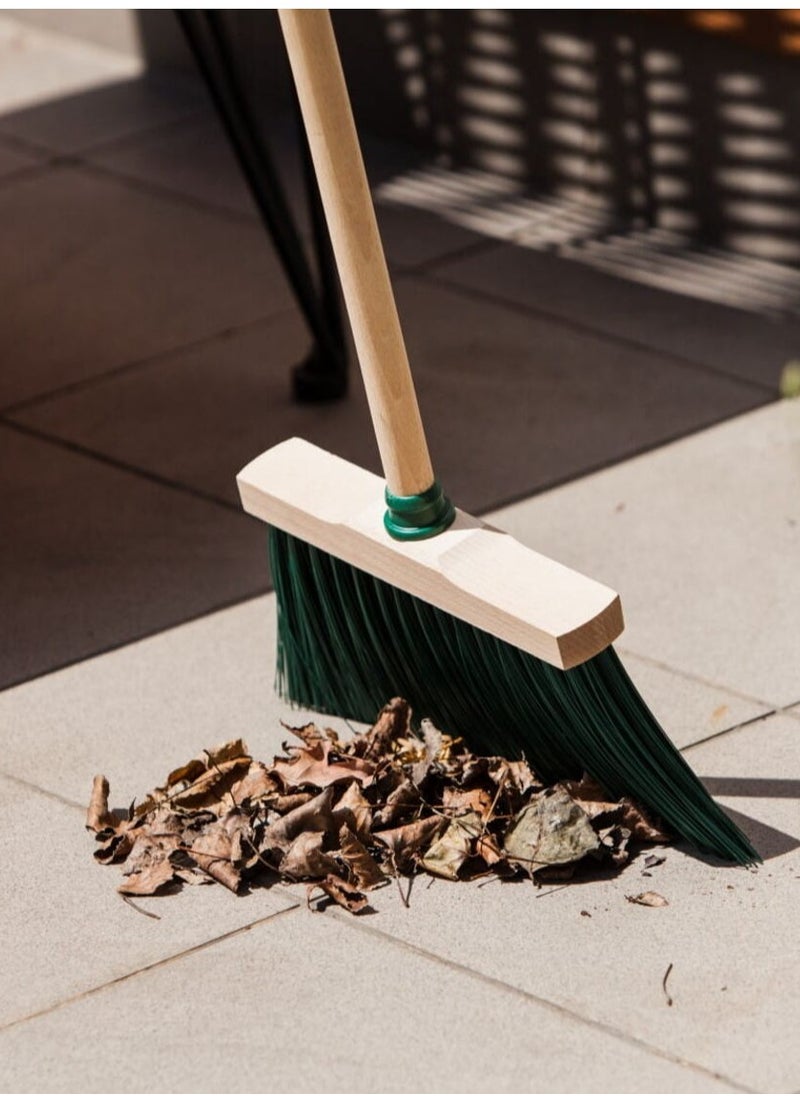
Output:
269 527 758 866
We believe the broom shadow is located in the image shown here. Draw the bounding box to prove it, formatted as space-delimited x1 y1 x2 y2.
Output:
698 776 800 862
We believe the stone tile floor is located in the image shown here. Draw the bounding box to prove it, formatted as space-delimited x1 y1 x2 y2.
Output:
0 15 798 1094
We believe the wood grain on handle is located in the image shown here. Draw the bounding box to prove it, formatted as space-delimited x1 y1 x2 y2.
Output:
279 9 434 498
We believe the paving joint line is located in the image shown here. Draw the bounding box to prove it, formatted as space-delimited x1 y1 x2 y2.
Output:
682 710 780 755
0 903 302 1037
427 269 779 398
321 908 754 1093
73 102 209 160
471 402 775 519
0 584 271 696
0 416 243 514
0 159 54 193
1 307 294 417
0 767 86 813
614 645 777 712
80 157 265 228
391 233 503 277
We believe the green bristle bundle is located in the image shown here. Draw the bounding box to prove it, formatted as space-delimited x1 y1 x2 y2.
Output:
269 527 758 865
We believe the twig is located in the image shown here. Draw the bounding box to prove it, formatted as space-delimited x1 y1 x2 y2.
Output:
484 769 508 826
662 962 674 1007
121 895 161 920
535 883 571 899
390 853 410 908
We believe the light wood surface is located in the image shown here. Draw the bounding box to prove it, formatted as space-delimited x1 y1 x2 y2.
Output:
238 439 624 670
279 9 434 498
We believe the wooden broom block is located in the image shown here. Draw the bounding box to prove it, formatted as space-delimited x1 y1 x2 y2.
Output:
237 438 624 671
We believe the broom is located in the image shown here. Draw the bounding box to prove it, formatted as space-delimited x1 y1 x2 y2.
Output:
237 10 757 865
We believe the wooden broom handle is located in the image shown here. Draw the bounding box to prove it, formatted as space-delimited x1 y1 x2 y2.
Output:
279 9 435 498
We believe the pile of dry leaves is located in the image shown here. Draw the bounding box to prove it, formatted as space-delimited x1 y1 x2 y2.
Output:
87 698 671 913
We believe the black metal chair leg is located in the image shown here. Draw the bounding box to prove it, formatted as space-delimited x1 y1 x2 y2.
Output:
292 88 348 402
177 11 348 402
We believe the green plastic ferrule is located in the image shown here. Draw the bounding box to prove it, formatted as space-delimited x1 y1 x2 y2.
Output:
384 480 456 541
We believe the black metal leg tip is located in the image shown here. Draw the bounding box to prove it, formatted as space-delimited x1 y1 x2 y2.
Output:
292 353 348 403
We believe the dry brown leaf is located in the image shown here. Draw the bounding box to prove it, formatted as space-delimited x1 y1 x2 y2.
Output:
186 816 244 891
118 836 176 896
374 778 420 828
280 831 339 881
504 787 600 875
86 775 113 831
442 785 493 821
420 811 482 880
229 761 279 804
332 781 373 842
488 757 540 798
374 815 444 870
261 786 336 853
359 697 411 760
281 721 329 747
562 774 621 820
135 740 253 817
309 874 369 914
475 832 505 866
626 891 669 907
118 857 175 896
271 792 313 814
618 798 673 844
411 719 443 785
338 826 386 890
273 738 375 791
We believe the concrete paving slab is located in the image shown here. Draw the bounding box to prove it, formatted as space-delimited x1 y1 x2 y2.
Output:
0 138 41 178
491 400 800 707
318 713 799 1093
0 165 293 409
0 774 298 1030
435 241 800 391
14 278 762 516
616 651 769 750
0 425 269 691
0 905 736 1094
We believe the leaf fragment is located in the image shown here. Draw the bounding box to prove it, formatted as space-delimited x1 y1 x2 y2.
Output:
626 891 669 907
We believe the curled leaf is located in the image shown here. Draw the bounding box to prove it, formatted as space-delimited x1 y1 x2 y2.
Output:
280 830 339 881
420 811 483 881
86 775 113 832
338 826 386 890
309 874 369 914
